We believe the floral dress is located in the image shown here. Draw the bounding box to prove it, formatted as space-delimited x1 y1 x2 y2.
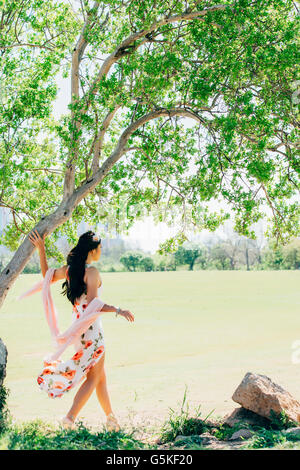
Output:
37 280 105 399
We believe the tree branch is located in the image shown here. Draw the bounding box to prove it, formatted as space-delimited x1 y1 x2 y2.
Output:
63 1 101 200
73 107 207 203
85 4 228 106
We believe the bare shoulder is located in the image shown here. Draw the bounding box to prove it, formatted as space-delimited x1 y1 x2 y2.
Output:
53 264 68 282
84 266 102 286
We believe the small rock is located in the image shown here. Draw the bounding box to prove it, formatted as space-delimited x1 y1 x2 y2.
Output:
153 437 162 445
174 435 189 443
282 427 300 439
232 372 300 423
229 429 253 441
200 432 213 438
199 432 218 446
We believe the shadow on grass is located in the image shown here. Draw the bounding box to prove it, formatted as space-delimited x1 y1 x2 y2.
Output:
0 419 155 450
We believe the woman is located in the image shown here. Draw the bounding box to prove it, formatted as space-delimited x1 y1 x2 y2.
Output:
28 229 135 432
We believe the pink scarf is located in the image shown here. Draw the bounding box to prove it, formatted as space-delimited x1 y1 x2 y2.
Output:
18 268 105 361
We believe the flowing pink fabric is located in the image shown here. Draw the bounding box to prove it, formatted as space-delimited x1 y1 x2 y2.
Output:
18 268 105 361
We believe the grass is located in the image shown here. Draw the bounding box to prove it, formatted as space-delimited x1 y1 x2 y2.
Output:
159 386 213 443
0 270 300 447
156 389 300 450
0 386 10 434
0 419 152 450
1 386 300 450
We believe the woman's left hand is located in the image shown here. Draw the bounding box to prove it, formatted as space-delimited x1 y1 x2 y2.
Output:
119 309 135 322
29 229 45 250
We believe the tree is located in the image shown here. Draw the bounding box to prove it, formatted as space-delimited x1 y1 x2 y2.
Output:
262 237 300 269
120 251 144 272
139 256 155 272
209 244 231 270
174 243 207 270
237 237 262 270
282 238 300 269
261 244 285 270
0 1 299 308
154 253 177 271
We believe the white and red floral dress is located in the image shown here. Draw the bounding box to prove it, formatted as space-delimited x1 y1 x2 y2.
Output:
37 268 105 399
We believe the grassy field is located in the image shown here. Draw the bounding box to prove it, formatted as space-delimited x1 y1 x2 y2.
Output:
0 270 299 431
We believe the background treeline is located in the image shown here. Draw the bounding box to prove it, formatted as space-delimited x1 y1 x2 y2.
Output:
2 235 298 274
115 237 300 272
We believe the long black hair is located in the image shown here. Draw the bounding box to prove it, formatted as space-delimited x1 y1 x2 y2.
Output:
62 230 101 305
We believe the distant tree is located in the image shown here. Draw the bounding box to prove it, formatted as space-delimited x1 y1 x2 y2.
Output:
261 244 285 270
283 239 300 269
222 238 243 270
154 253 177 271
139 256 155 272
236 237 261 270
209 244 231 270
174 244 207 271
120 251 144 272
262 238 300 270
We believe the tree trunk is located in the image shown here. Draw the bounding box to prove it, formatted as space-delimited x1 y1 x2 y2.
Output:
245 247 250 271
0 196 78 309
0 338 7 387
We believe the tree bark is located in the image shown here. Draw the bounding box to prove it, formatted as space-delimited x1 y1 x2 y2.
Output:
0 338 7 387
245 246 250 271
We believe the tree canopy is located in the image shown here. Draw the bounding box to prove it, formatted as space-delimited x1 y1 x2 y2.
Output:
0 0 299 305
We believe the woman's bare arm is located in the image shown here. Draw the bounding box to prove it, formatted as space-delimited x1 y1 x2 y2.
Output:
28 230 48 277
29 230 67 281
85 267 134 322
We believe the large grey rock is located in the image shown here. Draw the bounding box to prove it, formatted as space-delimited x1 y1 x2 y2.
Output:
0 338 7 386
232 372 300 423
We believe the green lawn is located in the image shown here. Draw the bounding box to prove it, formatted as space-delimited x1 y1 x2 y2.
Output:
0 270 299 429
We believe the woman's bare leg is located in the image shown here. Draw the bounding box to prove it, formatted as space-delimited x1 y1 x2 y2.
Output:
66 353 107 421
95 366 113 416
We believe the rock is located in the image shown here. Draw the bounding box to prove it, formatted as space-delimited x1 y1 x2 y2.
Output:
174 433 218 447
199 432 218 446
282 427 300 439
229 429 253 441
232 372 300 423
223 407 271 428
153 436 164 445
0 338 7 387
174 435 189 443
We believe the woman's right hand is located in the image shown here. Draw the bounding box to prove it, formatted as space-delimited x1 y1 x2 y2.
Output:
28 229 45 250
119 309 135 322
